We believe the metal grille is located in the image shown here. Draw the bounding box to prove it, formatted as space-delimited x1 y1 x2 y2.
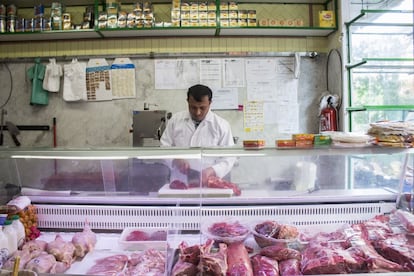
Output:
35 202 396 231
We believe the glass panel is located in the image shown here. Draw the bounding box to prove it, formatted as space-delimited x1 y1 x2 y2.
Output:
350 110 410 132
350 61 414 107
350 154 404 190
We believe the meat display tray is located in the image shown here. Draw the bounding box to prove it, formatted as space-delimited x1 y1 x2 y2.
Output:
157 184 233 198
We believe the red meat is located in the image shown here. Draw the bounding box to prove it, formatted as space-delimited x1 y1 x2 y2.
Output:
207 176 241 196
279 258 302 276
170 180 188 189
251 254 279 276
126 230 150 241
259 244 301 261
227 241 253 276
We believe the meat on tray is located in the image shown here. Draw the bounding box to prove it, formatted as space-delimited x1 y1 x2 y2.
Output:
125 230 167 241
169 176 242 196
72 222 97 258
198 239 228 275
226 241 253 276
208 221 249 238
251 254 280 275
86 254 129 275
393 209 414 232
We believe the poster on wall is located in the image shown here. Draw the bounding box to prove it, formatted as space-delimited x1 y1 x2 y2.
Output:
211 88 238 110
154 59 199 89
223 59 245 87
86 58 113 101
200 59 222 89
111 58 136 99
244 101 264 132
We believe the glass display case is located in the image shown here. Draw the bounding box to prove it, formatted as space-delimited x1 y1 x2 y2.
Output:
0 145 412 207
1 146 413 275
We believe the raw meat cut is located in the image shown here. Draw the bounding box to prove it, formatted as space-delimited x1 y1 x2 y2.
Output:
226 241 253 276
171 259 198 276
127 249 166 276
373 233 414 271
21 240 48 252
46 234 75 265
279 259 302 276
72 222 97 258
251 254 279 276
393 209 414 232
171 241 200 276
278 225 300 240
126 230 151 241
255 221 281 238
86 254 129 275
259 244 301 261
350 223 405 273
170 180 188 190
25 252 57 273
198 239 228 275
300 236 364 274
207 221 249 241
2 249 39 270
207 176 241 196
178 241 201 265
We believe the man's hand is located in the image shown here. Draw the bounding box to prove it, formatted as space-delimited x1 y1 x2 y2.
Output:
172 159 190 174
201 167 216 185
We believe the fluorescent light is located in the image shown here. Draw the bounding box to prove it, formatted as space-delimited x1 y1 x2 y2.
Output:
136 153 201 159
202 153 266 157
11 155 129 160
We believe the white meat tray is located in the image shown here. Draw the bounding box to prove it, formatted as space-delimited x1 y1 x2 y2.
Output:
157 184 233 198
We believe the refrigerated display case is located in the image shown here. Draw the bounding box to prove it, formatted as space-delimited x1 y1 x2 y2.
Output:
0 145 413 275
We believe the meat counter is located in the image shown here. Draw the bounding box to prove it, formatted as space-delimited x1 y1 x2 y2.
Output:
0 146 413 275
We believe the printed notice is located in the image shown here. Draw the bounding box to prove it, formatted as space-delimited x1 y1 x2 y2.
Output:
211 88 238 110
244 101 264 132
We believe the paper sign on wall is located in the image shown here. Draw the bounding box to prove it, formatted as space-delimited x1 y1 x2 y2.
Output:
86 58 112 101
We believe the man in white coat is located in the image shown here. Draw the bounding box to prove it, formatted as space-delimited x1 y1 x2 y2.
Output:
160 84 235 185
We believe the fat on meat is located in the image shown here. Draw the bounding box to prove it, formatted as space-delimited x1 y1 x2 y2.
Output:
171 241 200 276
226 241 253 276
251 254 279 276
178 241 201 265
127 249 166 276
393 209 414 233
259 244 301 261
198 239 228 275
25 252 57 273
72 222 98 258
349 223 405 273
86 254 129 275
171 259 198 276
46 234 76 265
279 258 302 276
206 176 241 196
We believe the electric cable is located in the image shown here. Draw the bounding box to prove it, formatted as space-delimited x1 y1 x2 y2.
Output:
0 63 13 109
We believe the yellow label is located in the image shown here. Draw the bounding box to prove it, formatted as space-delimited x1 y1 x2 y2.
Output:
319 10 335 27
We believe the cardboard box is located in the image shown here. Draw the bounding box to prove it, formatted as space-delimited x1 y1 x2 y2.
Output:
319 10 335 27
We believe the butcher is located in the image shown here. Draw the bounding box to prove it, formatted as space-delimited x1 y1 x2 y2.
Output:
160 84 236 185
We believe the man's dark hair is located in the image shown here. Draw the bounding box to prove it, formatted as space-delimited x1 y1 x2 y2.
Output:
187 84 212 102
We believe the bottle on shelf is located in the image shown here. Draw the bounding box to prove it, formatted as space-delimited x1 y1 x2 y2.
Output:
0 226 8 269
10 215 25 248
2 219 17 258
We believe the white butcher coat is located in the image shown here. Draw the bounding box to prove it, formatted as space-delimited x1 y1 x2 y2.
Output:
160 109 235 178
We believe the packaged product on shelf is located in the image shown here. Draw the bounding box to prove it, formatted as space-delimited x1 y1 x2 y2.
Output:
3 220 17 257
10 215 25 248
319 10 335 27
